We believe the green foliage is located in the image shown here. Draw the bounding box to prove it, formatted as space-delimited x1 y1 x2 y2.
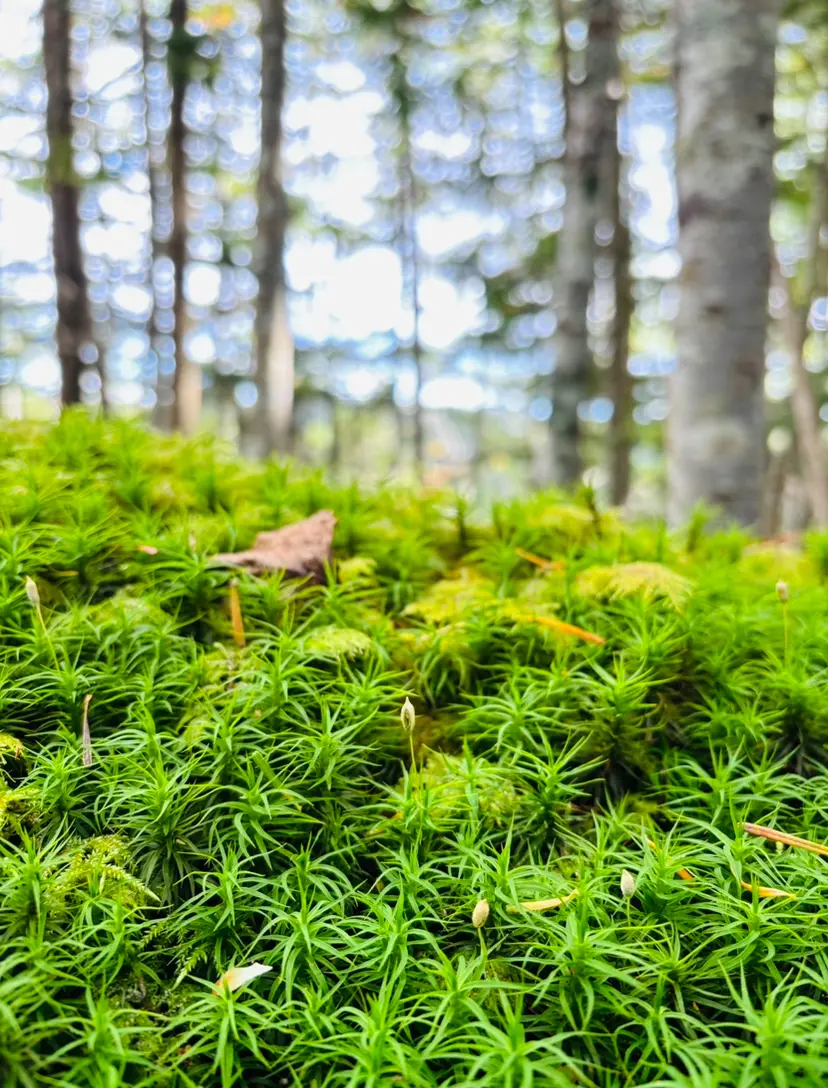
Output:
2 415 828 1086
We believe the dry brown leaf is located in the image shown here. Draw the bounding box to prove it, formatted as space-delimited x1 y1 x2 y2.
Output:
739 880 795 899
743 822 828 858
81 693 93 768
229 581 246 649
214 962 272 994
506 889 579 913
212 510 337 581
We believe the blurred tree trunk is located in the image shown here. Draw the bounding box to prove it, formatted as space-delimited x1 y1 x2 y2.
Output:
43 0 94 407
168 0 201 433
392 53 424 475
779 155 828 526
608 219 632 506
140 1 164 424
668 0 781 527
254 0 294 456
552 0 618 486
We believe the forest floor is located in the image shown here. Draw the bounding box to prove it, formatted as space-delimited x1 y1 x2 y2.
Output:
2 414 828 1086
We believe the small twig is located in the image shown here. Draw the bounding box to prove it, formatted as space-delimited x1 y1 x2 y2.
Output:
743 822 828 858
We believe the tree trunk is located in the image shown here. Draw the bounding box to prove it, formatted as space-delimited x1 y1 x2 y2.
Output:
43 0 94 407
141 0 164 424
668 0 781 527
551 0 618 486
168 0 200 433
254 0 294 456
777 145 828 527
608 217 632 506
390 51 424 476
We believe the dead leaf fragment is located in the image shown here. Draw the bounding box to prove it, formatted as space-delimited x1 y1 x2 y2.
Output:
229 581 246 648
212 510 337 581
507 889 579 913
214 962 272 994
743 822 828 858
81 693 93 768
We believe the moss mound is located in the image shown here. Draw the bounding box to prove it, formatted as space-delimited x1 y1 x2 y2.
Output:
2 414 828 1086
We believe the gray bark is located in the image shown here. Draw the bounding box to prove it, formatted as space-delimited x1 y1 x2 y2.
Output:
668 0 781 527
552 0 618 485
254 0 294 455
778 146 828 527
168 0 201 433
43 0 94 407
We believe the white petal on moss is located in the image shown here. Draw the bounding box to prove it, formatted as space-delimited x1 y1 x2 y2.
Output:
215 962 272 993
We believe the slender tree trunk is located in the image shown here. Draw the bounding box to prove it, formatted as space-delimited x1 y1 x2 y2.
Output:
668 0 781 527
778 167 828 524
604 1 631 507
391 52 424 475
254 0 294 456
168 0 200 433
400 134 424 473
141 0 164 423
554 0 570 145
43 0 94 407
552 0 617 485
608 218 632 505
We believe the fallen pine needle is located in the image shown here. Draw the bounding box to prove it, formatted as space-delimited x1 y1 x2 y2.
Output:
743 822 828 858
739 880 795 899
229 580 246 649
646 838 695 881
513 614 605 645
515 548 566 573
507 890 579 913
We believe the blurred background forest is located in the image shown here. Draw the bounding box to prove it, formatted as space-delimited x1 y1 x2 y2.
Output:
1 0 827 525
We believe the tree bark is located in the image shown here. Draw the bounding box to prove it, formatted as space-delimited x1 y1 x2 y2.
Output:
141 0 164 424
668 0 781 527
551 0 618 486
43 0 94 407
608 217 632 506
778 154 828 526
254 0 294 456
168 0 200 433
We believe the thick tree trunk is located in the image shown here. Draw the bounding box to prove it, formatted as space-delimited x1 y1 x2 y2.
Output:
668 0 781 527
168 0 200 433
552 0 618 486
254 0 294 456
43 0 94 407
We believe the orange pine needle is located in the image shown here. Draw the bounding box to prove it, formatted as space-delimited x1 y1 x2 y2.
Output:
515 548 566 573
739 880 795 899
514 614 605 645
229 581 246 649
743 822 828 858
507 890 579 913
